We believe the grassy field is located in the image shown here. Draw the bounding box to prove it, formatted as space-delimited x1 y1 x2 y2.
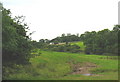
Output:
6 49 118 80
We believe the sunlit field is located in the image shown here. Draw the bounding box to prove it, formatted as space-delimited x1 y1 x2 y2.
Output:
5 49 118 80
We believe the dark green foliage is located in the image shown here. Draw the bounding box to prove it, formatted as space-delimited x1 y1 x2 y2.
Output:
50 33 80 44
80 25 119 55
47 44 81 53
31 39 50 49
2 8 32 66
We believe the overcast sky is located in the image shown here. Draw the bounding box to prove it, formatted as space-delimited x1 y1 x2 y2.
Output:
2 0 119 41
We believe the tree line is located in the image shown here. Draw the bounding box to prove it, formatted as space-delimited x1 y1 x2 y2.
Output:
50 33 80 44
32 26 119 56
80 26 119 55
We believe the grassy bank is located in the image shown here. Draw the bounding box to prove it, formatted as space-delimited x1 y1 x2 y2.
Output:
5 49 118 80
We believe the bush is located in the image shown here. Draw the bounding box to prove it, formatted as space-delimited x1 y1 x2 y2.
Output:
46 44 81 53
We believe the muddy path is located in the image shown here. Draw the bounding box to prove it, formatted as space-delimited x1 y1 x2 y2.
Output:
67 62 98 76
71 62 97 75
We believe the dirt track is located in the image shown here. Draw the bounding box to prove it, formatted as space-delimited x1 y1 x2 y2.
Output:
70 62 97 75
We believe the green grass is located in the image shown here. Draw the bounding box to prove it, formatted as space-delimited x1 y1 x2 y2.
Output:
6 49 118 80
70 41 85 50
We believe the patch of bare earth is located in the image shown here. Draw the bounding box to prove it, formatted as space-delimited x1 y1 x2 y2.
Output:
68 62 100 76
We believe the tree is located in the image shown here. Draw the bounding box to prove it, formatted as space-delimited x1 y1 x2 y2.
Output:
39 39 45 43
50 33 81 44
2 8 32 66
80 26 119 55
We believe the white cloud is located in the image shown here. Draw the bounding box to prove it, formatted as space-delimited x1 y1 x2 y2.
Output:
2 0 119 41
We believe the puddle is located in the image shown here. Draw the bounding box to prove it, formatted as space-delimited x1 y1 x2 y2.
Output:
82 73 93 76
70 62 97 76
